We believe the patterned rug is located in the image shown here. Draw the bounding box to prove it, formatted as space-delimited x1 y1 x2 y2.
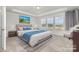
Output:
16 34 73 52
5 34 73 52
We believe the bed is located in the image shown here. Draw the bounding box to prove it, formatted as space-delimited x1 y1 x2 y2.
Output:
16 25 52 47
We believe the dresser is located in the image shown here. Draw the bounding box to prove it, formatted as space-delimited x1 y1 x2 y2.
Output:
73 31 79 52
8 31 17 37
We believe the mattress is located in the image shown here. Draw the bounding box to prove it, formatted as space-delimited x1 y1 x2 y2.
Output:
29 31 52 47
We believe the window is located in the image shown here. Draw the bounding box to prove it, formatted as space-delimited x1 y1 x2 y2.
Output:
55 16 64 30
41 15 64 30
41 19 47 27
47 18 54 29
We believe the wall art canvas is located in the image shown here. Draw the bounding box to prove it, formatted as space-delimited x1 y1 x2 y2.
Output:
19 16 30 24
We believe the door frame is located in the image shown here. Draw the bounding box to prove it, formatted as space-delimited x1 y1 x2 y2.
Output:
1 6 6 50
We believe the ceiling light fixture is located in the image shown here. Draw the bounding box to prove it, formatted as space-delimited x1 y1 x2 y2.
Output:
36 6 40 10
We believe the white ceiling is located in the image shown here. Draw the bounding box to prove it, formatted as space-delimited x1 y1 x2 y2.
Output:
6 6 79 16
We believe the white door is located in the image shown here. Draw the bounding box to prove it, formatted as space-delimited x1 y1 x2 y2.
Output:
0 6 6 50
0 7 2 48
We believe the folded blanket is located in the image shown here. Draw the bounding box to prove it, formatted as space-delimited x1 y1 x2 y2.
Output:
23 30 47 43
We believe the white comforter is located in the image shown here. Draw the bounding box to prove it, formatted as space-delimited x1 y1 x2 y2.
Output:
17 30 52 47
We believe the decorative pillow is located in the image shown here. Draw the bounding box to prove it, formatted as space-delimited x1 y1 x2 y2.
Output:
23 26 31 30
17 26 23 30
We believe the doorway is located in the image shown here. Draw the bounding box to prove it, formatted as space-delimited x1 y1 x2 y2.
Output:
0 6 6 51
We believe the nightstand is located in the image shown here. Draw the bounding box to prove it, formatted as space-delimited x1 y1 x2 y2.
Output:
8 31 17 37
73 31 79 52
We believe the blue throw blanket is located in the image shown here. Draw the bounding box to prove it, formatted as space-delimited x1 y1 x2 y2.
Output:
23 30 46 43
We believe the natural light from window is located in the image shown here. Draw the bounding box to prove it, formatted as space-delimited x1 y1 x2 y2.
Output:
41 16 64 30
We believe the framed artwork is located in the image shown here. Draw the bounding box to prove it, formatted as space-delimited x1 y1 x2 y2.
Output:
19 16 30 24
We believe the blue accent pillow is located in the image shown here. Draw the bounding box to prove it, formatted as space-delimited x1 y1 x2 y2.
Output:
23 26 31 30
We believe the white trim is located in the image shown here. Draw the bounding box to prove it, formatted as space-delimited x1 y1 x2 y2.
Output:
7 8 67 17
11 9 36 17
38 8 67 16
6 7 79 17
2 6 6 50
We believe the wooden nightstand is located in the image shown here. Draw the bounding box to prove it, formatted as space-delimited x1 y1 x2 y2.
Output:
8 31 17 37
73 31 79 52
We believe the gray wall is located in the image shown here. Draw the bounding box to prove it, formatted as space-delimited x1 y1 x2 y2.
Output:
6 11 41 37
